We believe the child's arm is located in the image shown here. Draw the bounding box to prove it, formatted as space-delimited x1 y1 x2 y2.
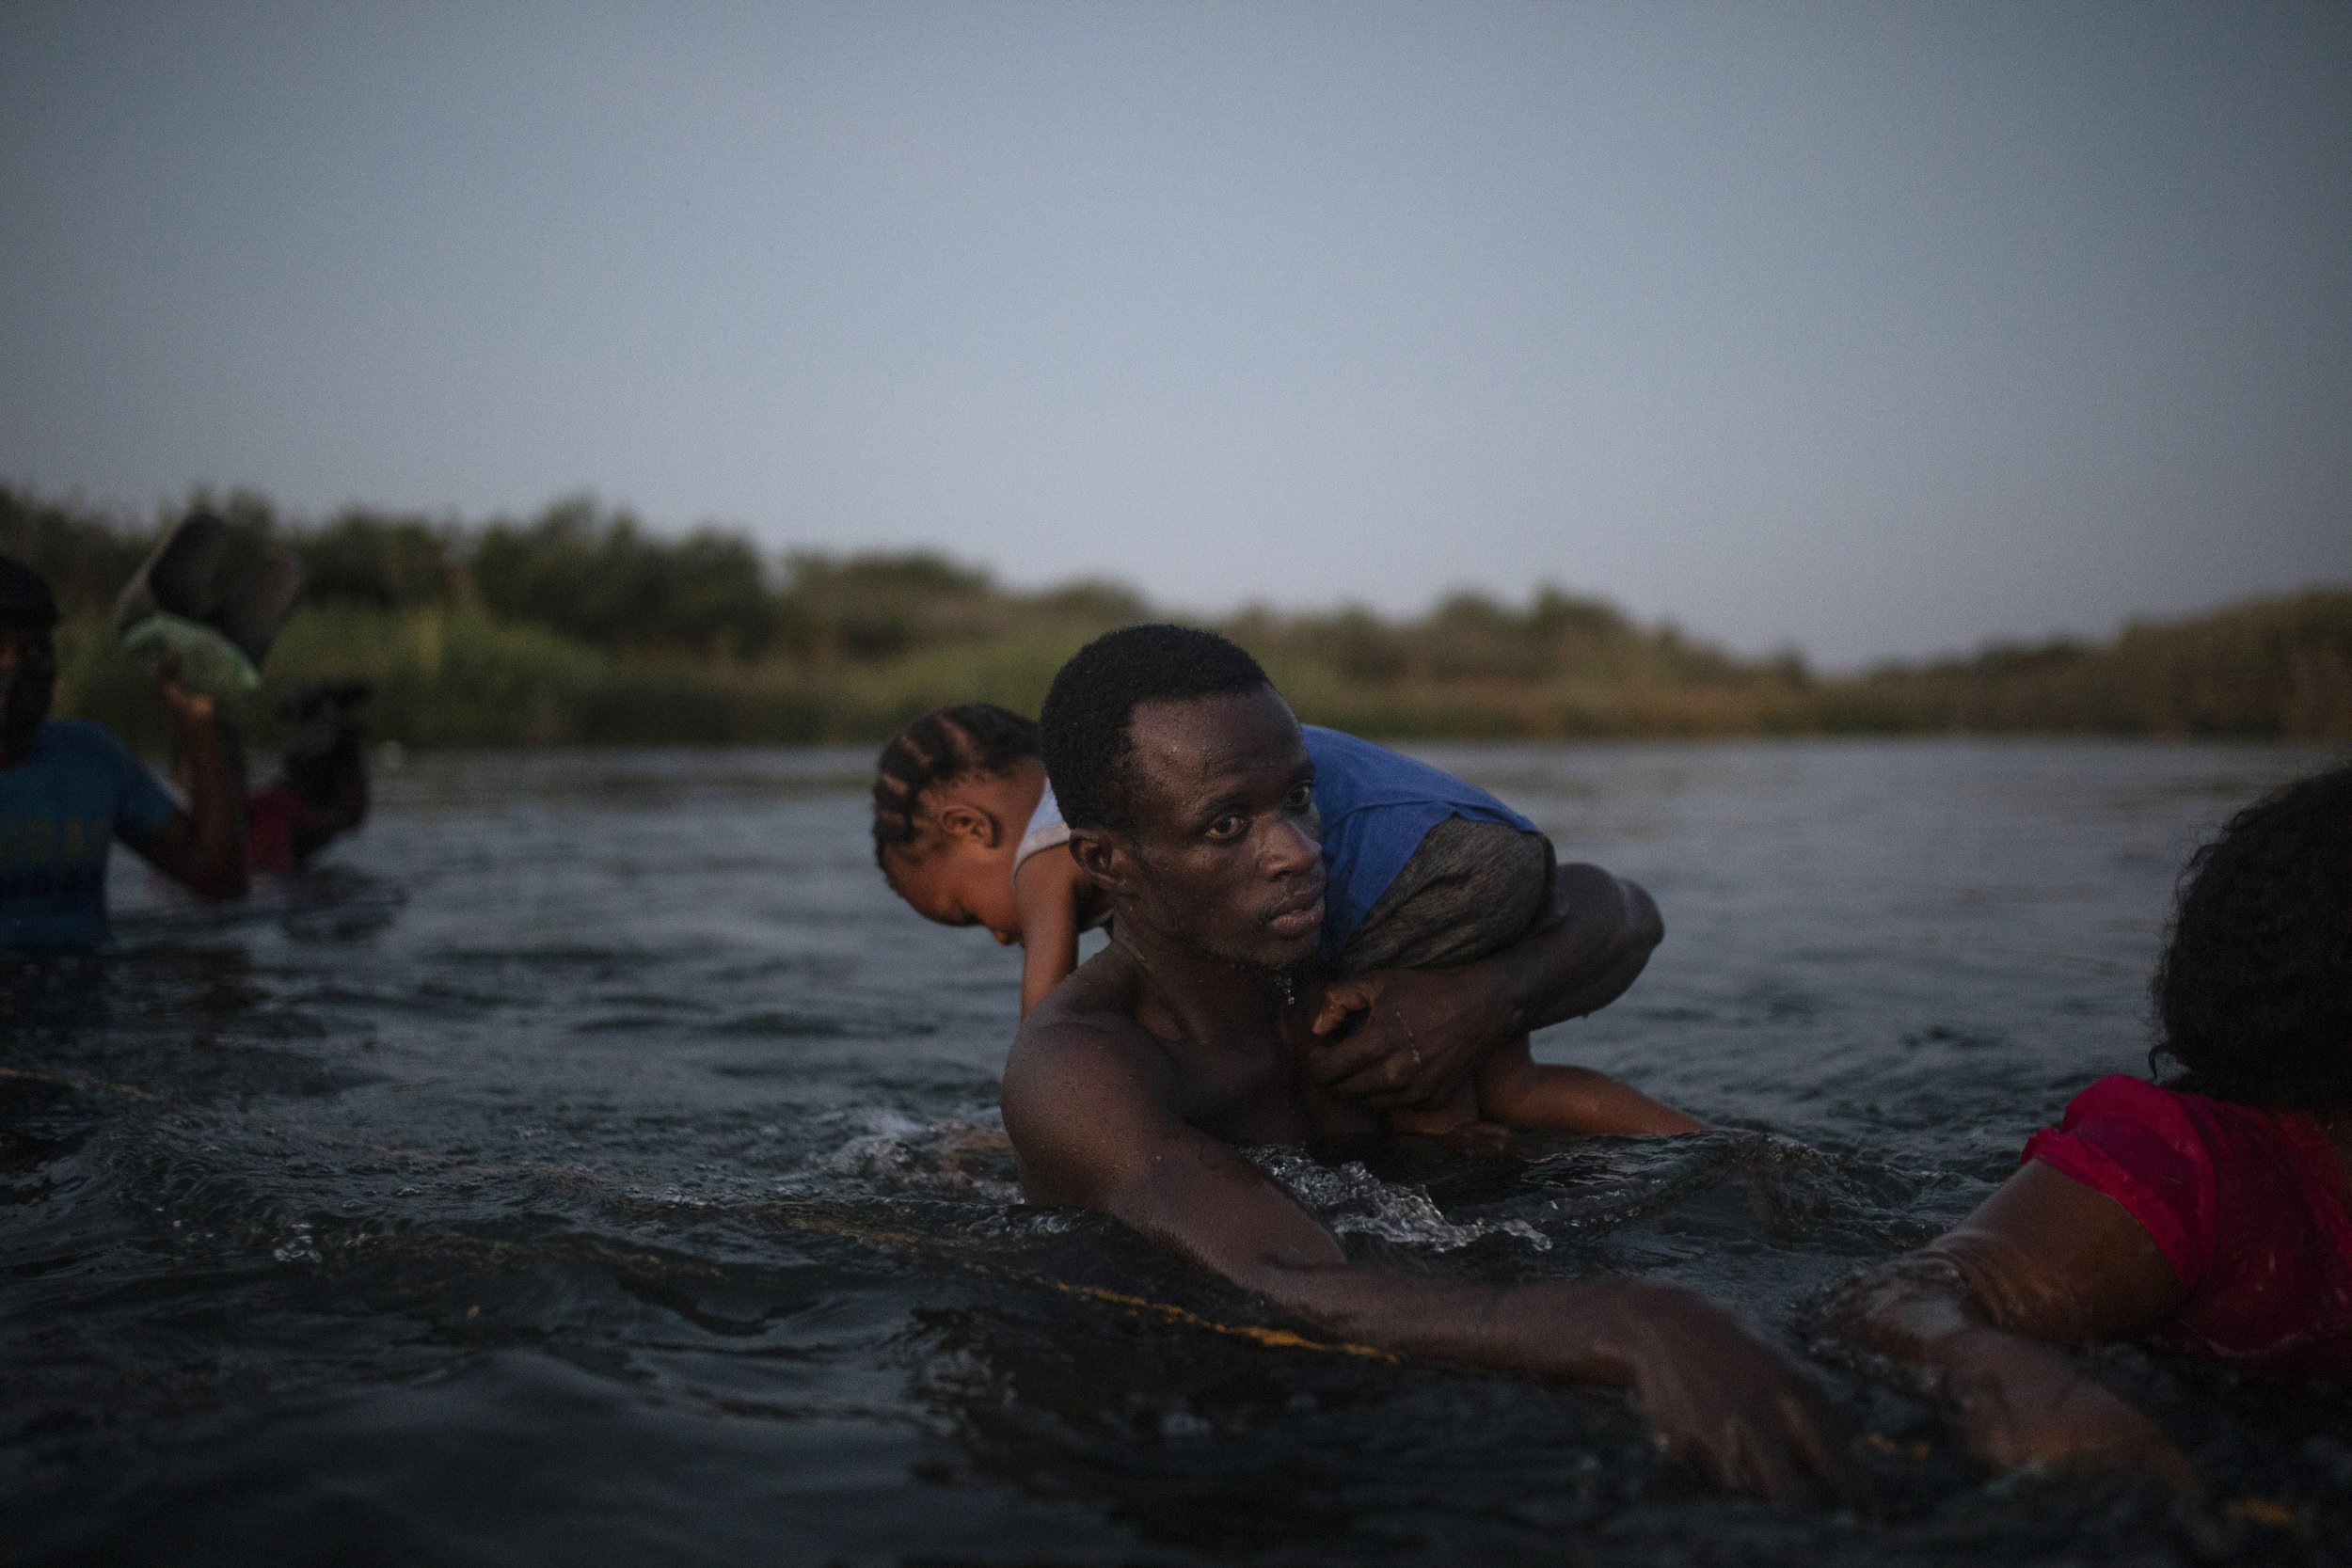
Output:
1473 1040 1704 1134
1013 846 1087 1016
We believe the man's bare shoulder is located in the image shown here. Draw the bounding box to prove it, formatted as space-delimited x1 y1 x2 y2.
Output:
1001 946 1186 1205
1006 945 1169 1093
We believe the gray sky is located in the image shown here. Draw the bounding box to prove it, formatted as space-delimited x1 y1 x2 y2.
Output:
2 2 2344 666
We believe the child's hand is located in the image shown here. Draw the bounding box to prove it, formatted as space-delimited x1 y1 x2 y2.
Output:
1305 979 1369 1040
1304 968 1504 1111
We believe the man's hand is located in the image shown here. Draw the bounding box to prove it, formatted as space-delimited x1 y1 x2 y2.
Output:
1304 966 1506 1110
1577 1286 1859 1505
1009 965 1857 1505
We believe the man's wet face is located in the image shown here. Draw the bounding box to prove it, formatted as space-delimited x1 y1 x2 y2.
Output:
1112 686 1325 972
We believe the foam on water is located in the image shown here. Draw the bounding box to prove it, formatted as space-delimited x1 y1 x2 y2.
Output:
801 1109 1025 1204
1251 1148 1553 1251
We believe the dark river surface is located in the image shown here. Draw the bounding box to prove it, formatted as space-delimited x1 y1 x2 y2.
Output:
6 738 2349 1567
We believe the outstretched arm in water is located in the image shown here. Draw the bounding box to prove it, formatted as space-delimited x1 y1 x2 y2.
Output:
1832 1160 2199 1493
1003 1012 1852 1503
1304 863 1667 1113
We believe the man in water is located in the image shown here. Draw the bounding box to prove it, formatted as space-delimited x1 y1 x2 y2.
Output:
1001 625 1852 1500
0 553 246 944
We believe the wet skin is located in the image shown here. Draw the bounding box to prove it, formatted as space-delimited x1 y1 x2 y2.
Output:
1000 687 1857 1502
1838 1119 2352 1494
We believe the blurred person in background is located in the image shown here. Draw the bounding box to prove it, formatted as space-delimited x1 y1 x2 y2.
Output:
116 511 369 877
240 681 372 874
0 552 246 944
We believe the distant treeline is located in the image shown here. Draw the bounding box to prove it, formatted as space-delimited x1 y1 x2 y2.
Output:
5 483 2347 748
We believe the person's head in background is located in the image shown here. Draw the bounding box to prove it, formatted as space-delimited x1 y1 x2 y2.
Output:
872 703 1045 943
0 554 60 763
2152 763 2352 1112
280 681 371 808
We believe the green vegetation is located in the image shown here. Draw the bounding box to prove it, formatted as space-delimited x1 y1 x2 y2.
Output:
6 483 2347 749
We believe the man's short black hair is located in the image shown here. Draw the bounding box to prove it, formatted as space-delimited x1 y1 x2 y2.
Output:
1041 625 1271 836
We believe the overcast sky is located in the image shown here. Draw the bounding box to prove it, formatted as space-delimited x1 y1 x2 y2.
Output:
2 2 2344 665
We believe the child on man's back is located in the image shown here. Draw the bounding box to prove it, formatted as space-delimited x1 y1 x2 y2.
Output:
872 704 1105 1018
872 703 1699 1144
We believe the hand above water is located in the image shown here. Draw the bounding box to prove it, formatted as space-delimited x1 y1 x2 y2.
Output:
1303 965 1503 1111
120 646 247 900
152 647 216 726
1303 863 1667 1113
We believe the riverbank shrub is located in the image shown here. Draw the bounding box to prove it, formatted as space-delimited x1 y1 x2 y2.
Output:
8 483 2347 747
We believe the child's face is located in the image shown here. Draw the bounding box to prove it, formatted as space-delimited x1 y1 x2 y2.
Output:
885 799 1025 943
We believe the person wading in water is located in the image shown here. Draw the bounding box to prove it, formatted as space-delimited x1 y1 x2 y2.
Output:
0 553 246 945
999 625 1855 1502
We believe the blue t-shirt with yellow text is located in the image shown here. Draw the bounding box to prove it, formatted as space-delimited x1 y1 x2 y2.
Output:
0 720 179 945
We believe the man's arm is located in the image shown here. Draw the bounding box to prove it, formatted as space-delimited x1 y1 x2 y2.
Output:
1306 863 1663 1110
1002 1016 1852 1502
120 664 247 900
1830 1161 2198 1492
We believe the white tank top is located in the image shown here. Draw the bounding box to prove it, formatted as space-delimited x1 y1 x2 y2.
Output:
1013 783 1107 931
1014 783 1072 875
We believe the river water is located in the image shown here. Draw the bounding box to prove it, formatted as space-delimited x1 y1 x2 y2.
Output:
4 739 2347 1567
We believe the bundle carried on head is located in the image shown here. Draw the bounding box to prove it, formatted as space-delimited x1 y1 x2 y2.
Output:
114 511 306 697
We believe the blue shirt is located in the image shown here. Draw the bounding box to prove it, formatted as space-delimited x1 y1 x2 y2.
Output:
1303 725 1534 959
0 720 180 946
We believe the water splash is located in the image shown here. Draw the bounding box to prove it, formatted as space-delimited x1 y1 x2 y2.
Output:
1248 1148 1551 1252
271 1223 322 1264
788 1109 1024 1204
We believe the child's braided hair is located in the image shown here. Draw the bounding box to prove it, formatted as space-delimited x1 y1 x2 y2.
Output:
871 703 1042 869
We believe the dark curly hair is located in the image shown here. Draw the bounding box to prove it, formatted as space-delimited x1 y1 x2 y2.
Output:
871 703 1041 868
0 553 58 630
1040 625 1270 837
2151 762 2352 1109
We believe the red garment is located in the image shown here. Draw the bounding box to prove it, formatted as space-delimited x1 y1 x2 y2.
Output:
245 784 313 875
2025 1074 2352 1377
